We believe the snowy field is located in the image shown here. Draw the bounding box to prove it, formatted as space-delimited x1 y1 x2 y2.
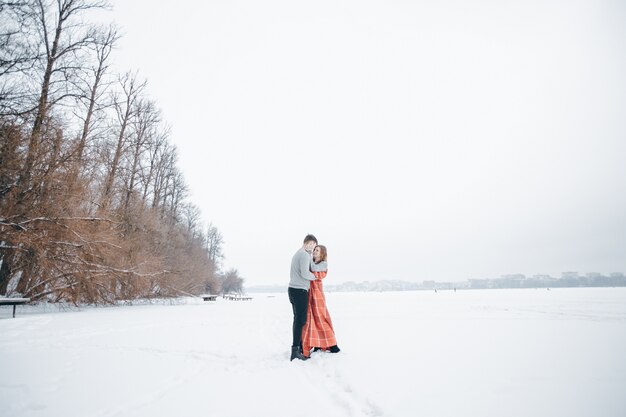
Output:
1 288 625 417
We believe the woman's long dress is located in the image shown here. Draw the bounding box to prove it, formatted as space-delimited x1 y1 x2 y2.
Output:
301 269 337 357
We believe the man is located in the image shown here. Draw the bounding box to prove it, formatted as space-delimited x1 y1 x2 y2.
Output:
288 234 318 361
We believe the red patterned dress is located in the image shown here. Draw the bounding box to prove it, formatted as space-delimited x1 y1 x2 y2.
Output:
301 261 337 357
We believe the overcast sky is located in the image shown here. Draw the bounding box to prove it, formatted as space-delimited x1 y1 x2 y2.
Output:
103 0 626 285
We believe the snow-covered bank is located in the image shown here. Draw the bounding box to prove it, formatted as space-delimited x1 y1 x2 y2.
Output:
1 288 625 417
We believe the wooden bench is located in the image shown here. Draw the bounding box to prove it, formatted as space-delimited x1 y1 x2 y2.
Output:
202 295 218 301
223 294 253 301
0 297 31 318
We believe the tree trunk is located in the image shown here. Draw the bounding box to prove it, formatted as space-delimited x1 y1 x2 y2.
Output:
20 3 64 191
100 74 145 211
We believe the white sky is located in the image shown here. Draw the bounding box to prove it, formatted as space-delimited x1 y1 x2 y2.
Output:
102 0 626 285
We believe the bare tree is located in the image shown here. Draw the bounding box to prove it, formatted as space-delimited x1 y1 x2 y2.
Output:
150 142 176 210
220 268 244 294
206 223 224 270
182 202 202 241
100 71 145 211
19 0 110 192
0 0 225 304
168 169 187 221
0 1 41 118
122 98 159 213
139 128 168 206
71 24 118 175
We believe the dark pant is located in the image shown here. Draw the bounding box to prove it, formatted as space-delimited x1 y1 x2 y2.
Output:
288 287 309 348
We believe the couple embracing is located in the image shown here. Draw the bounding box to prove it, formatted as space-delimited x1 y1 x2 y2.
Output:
288 234 340 361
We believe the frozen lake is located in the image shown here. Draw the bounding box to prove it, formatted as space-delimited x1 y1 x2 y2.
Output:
1 287 625 417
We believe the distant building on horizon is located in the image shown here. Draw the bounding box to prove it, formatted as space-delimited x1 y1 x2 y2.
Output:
500 274 526 280
422 280 436 289
532 274 553 280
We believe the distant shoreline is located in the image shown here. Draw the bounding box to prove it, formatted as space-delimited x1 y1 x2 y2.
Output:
246 273 626 293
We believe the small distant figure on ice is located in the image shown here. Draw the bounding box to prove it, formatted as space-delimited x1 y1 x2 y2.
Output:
288 234 340 361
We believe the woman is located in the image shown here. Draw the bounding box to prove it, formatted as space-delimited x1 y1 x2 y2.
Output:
301 245 340 357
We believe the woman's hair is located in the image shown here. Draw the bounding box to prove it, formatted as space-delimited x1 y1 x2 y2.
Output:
314 245 327 263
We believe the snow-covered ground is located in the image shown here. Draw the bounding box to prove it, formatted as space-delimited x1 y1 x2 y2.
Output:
1 288 625 417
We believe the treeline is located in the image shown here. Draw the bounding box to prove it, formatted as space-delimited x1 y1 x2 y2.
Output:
468 273 626 290
0 0 242 303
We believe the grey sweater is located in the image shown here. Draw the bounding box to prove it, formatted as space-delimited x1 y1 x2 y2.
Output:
289 248 316 290
311 261 328 272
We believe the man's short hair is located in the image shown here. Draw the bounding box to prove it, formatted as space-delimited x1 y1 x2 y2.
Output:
303 234 318 245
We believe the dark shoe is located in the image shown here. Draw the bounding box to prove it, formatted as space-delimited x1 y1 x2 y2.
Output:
290 346 309 361
312 347 322 352
329 345 341 353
